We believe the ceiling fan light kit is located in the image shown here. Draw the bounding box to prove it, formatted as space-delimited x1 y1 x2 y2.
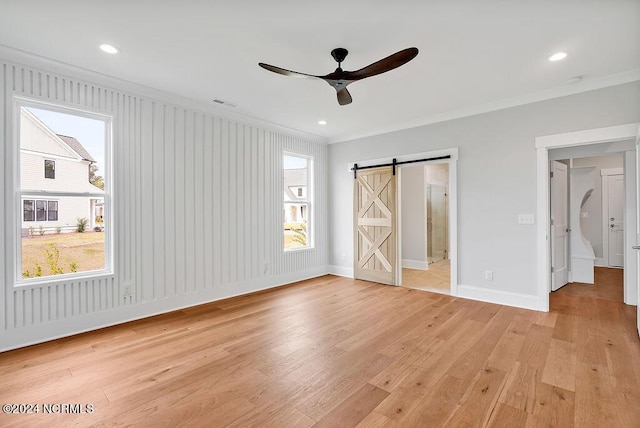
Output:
259 47 419 105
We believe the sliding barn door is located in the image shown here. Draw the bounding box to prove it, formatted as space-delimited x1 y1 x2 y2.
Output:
354 166 397 285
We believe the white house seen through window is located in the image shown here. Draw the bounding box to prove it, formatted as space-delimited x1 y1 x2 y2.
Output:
19 104 109 281
284 153 311 250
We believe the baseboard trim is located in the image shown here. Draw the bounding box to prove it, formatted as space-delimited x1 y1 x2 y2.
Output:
402 259 428 270
328 265 354 278
595 258 605 267
0 266 330 353
457 284 539 311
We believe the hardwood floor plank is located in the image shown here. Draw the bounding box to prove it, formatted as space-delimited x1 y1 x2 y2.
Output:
354 411 397 428
528 382 575 428
498 361 540 413
294 353 393 421
507 312 535 336
399 374 471 426
443 366 508 427
487 402 528 427
311 383 389 427
446 306 517 381
574 361 620 427
541 338 577 391
516 324 554 368
485 331 526 373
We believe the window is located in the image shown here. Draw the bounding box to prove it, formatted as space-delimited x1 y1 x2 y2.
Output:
283 153 311 250
22 199 59 222
44 159 55 179
23 200 34 222
18 103 110 281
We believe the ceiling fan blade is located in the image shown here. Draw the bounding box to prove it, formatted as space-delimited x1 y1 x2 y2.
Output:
347 47 419 80
337 87 352 106
258 63 318 79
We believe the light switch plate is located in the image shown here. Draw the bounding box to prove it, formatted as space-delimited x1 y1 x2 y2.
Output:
518 214 535 225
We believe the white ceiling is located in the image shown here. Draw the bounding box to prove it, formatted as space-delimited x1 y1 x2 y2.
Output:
1 1 639 143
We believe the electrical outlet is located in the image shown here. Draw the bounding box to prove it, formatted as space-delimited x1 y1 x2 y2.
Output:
122 284 132 297
263 263 269 274
485 270 493 281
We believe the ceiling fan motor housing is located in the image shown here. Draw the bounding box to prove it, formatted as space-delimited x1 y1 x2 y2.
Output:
331 48 349 64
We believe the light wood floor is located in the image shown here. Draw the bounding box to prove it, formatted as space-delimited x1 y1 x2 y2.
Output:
1 268 638 427
402 259 450 293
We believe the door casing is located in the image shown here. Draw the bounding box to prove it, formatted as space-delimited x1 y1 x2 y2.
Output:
536 123 640 311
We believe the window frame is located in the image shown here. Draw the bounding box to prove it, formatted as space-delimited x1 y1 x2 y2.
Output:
14 97 114 285
283 152 313 252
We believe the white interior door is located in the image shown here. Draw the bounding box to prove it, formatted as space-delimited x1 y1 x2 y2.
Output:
551 161 569 291
606 175 625 267
354 166 397 285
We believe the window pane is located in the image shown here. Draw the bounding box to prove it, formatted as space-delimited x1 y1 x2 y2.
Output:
283 155 307 203
36 200 47 221
20 106 108 280
21 107 106 192
21 197 106 278
23 200 34 222
47 201 58 221
284 203 308 249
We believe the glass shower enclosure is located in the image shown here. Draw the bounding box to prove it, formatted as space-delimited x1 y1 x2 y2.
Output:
426 184 448 264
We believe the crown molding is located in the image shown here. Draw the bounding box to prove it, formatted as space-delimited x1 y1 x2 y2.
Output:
329 68 640 144
0 44 328 145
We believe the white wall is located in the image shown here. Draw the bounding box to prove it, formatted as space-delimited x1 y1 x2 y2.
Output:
400 165 426 268
328 82 640 299
0 53 328 351
570 154 624 263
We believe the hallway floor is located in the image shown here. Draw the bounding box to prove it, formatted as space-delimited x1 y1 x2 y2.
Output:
402 259 450 294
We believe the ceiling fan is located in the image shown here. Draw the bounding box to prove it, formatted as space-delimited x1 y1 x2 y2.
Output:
259 47 419 106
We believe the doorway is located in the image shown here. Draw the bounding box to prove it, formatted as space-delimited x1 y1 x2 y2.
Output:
400 163 450 294
536 123 638 314
549 153 625 294
351 148 458 294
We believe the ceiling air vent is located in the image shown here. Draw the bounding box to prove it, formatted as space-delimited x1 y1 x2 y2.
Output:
212 99 237 108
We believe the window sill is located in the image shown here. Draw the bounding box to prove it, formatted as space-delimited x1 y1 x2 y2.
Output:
15 270 115 289
284 246 315 254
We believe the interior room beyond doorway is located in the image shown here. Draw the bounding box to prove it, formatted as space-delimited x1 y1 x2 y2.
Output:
400 162 450 294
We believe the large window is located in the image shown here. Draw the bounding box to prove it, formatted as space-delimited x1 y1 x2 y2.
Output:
283 153 312 250
18 103 110 281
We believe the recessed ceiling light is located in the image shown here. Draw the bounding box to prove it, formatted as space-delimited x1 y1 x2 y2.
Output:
567 76 583 84
318 120 327 125
99 44 119 54
548 52 567 62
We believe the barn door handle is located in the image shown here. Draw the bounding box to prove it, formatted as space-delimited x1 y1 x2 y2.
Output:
633 246 640 250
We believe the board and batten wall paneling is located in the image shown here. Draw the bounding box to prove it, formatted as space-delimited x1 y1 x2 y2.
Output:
1 63 7 334
0 56 328 351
